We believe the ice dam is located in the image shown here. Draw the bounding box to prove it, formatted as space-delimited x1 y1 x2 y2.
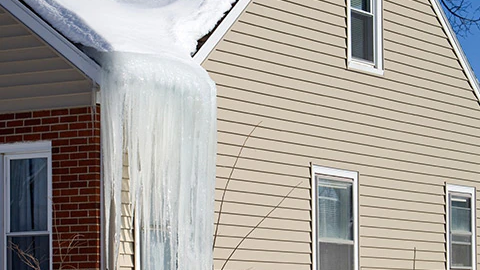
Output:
23 0 235 269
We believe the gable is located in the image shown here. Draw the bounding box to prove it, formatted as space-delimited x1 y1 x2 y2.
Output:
202 1 480 268
0 5 96 113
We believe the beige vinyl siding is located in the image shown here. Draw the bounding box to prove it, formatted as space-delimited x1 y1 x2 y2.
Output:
203 0 480 269
0 6 93 113
118 153 135 270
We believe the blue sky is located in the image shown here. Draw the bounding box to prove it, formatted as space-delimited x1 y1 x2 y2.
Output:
441 2 480 80
457 28 480 80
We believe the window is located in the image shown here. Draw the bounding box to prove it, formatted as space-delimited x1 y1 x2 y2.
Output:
446 184 476 270
348 0 384 75
312 165 358 270
0 142 52 270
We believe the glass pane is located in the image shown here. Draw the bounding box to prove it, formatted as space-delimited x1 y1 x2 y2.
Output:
351 11 374 62
451 196 471 232
452 234 471 244
317 178 353 240
10 158 48 232
451 243 472 267
7 235 50 270
351 0 370 12
319 242 353 270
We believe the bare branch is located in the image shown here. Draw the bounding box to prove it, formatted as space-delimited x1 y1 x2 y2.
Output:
8 241 42 270
441 0 480 37
220 181 303 270
212 121 262 249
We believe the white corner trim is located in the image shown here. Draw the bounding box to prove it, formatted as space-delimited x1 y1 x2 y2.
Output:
0 0 102 84
193 0 252 65
429 0 480 103
310 163 317 270
311 164 359 270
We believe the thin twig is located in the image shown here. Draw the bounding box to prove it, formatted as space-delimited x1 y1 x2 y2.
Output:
413 247 417 270
8 241 42 270
220 181 302 270
213 121 262 249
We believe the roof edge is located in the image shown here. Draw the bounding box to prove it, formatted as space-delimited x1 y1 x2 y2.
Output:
193 0 252 65
429 0 480 103
0 0 102 84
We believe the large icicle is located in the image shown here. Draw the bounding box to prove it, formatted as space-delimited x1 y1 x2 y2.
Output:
101 52 217 270
23 0 230 268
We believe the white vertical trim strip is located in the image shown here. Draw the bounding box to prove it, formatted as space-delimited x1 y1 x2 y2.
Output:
0 0 101 84
311 164 359 270
310 163 317 270
429 0 480 102
47 151 52 270
446 184 476 270
1 154 5 270
193 0 252 65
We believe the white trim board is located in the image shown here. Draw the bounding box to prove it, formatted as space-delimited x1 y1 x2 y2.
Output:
193 0 252 65
0 141 51 154
429 0 480 103
0 0 101 84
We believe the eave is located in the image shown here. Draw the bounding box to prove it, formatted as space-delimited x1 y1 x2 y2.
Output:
0 0 101 84
1 0 478 105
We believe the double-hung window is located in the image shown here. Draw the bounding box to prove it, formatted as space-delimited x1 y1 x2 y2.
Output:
446 184 476 270
348 0 384 75
1 142 52 270
312 165 358 270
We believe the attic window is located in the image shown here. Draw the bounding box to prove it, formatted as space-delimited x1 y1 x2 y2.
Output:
348 0 384 75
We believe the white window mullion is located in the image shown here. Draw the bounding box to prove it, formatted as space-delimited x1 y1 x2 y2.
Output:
350 8 373 17
6 231 51 237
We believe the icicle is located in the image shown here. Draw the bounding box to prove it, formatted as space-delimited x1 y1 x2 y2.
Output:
101 52 217 270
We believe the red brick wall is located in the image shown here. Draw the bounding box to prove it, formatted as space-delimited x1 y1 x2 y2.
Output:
0 106 101 270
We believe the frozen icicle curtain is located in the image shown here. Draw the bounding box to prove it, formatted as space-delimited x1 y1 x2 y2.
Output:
101 52 217 270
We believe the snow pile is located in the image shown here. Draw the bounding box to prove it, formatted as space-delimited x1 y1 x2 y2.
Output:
23 0 234 57
22 0 232 269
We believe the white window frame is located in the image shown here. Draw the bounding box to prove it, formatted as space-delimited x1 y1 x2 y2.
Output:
0 141 52 270
446 184 476 270
311 164 358 270
347 0 384 75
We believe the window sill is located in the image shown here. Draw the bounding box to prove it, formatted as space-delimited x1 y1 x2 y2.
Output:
348 60 384 76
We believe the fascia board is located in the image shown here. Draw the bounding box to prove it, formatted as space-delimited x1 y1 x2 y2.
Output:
193 0 252 65
429 0 480 103
0 0 102 84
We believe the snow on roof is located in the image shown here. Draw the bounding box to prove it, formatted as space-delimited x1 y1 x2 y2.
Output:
21 0 236 59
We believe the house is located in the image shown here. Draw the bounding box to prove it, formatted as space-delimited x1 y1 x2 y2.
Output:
0 0 480 269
